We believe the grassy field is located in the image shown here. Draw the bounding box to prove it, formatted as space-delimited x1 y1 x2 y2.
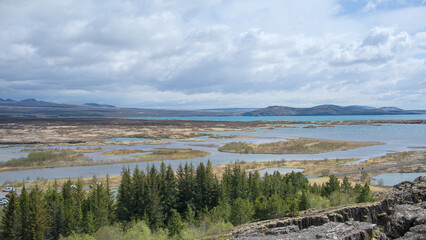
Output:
0 151 86 168
218 138 383 154
0 148 210 172
133 148 210 161
103 149 145 156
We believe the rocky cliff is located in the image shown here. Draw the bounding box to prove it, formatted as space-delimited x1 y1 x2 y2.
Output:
231 177 426 240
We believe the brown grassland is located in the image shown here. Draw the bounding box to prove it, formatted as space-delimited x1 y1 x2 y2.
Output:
218 138 383 154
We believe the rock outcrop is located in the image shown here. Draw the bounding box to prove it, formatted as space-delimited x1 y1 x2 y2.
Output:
231 176 426 239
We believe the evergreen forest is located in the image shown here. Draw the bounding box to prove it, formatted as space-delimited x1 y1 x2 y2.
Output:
1 161 373 239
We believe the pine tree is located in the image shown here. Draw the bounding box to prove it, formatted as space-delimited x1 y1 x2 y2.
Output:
19 185 31 240
288 196 299 217
116 167 133 222
299 190 310 211
177 163 195 213
220 166 233 204
341 176 352 193
1 190 19 239
28 185 48 240
62 180 76 236
248 171 261 202
267 193 288 219
185 203 195 227
86 177 109 231
74 179 85 232
324 175 340 196
162 164 177 224
254 195 269 220
205 160 219 209
231 164 248 200
168 209 184 238
45 181 64 240
357 183 373 203
208 198 231 223
230 198 253 226
132 166 147 220
105 175 115 223
147 165 163 230
261 173 272 197
83 209 95 235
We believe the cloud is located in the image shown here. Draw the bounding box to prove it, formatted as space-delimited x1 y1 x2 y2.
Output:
330 27 412 65
0 0 425 109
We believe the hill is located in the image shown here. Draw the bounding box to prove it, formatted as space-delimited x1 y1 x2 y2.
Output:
242 104 423 116
0 99 250 118
1 99 424 118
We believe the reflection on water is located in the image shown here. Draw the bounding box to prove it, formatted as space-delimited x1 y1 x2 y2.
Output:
371 172 426 186
0 123 425 183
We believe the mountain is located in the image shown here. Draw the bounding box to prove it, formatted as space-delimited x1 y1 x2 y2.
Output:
0 99 423 118
199 108 259 113
84 103 116 108
347 105 376 110
0 99 249 118
242 104 421 116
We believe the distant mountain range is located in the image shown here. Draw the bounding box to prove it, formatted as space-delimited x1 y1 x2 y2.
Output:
0 98 249 118
0 98 424 118
242 105 425 116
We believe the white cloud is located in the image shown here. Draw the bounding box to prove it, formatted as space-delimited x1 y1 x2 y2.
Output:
330 27 412 65
0 0 425 109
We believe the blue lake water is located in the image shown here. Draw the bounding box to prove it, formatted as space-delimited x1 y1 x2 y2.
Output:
255 167 304 176
371 172 426 186
0 116 425 184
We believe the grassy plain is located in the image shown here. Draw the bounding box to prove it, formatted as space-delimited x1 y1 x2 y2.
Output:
218 138 383 154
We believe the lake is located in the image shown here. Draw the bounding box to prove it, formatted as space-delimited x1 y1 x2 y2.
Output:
255 167 304 176
0 115 425 184
371 172 426 186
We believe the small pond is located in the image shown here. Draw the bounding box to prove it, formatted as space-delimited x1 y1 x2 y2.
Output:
255 167 304 176
371 172 426 186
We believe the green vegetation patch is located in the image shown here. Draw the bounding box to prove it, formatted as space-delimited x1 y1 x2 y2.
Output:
133 148 210 161
102 149 145 156
219 138 384 154
0 151 86 168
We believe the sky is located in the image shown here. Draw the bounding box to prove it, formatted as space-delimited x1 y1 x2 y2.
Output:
0 0 425 109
